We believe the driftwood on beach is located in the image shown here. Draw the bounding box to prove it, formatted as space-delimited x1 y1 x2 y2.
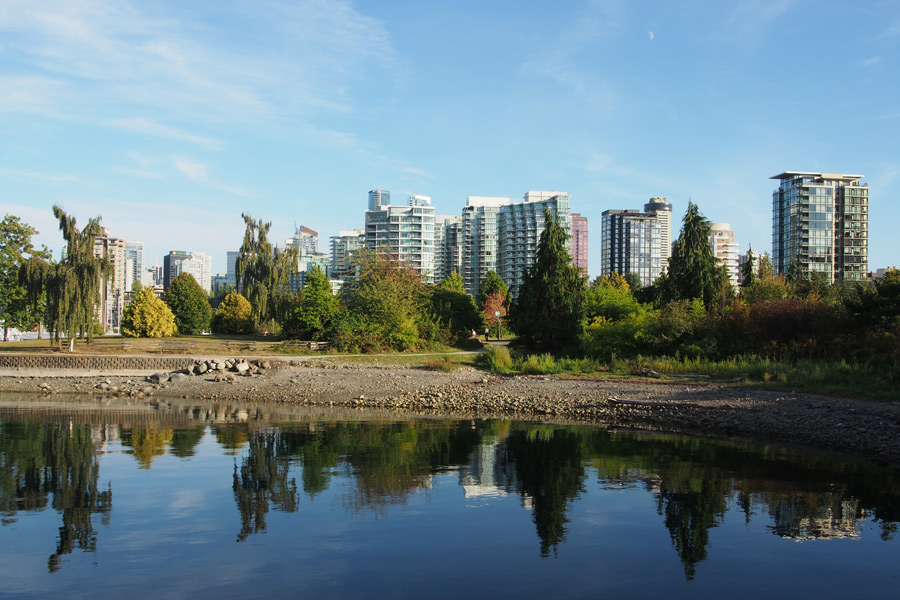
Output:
641 368 710 380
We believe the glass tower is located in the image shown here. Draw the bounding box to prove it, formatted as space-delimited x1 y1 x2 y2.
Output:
771 172 868 282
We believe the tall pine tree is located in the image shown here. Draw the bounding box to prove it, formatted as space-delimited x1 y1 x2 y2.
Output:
510 208 585 350
659 201 729 307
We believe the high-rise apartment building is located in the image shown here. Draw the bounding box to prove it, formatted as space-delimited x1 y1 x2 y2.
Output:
571 213 588 277
163 251 190 290
601 210 658 286
125 241 144 290
460 197 509 295
435 215 463 282
226 251 239 287
94 228 128 332
368 188 390 211
771 172 868 282
644 197 672 269
497 191 571 296
601 198 671 287
164 250 211 292
709 223 739 288
330 229 365 281
288 225 318 256
179 253 212 293
365 192 436 282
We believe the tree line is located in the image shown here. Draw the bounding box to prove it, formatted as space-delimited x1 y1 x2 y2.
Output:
2 204 897 373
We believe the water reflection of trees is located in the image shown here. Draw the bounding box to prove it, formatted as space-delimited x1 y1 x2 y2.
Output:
0 421 112 572
227 417 900 578
583 433 900 580
4 406 898 580
230 420 484 539
501 426 586 557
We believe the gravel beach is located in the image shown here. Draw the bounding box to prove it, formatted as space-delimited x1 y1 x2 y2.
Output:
2 357 899 467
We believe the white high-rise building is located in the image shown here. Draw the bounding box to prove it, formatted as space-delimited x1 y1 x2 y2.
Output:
368 188 390 211
286 225 318 256
365 192 436 282
644 197 672 271
434 215 463 283
178 252 212 293
709 223 740 288
330 229 365 281
460 196 510 295
94 228 128 332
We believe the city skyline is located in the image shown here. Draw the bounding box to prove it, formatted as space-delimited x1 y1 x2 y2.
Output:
2 1 898 276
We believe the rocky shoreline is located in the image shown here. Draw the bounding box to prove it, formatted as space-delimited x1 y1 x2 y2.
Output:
2 358 899 467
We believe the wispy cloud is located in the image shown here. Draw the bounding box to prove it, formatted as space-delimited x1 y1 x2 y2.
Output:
718 0 796 46
171 155 253 198
110 118 222 149
584 153 637 178
0 0 404 130
172 156 209 182
0 167 79 183
861 56 882 68
0 75 69 116
519 0 624 112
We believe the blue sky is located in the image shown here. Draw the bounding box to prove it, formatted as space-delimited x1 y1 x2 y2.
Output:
2 0 898 277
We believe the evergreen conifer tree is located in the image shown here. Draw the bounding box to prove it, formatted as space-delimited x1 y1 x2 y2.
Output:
510 208 585 350
660 201 729 307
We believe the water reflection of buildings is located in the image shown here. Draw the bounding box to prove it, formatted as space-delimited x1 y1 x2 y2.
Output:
460 440 516 500
90 424 120 453
769 497 864 541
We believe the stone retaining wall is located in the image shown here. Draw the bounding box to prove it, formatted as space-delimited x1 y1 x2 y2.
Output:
0 354 195 372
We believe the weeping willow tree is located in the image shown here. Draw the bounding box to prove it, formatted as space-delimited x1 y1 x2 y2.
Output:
235 214 298 333
20 206 113 350
18 255 51 339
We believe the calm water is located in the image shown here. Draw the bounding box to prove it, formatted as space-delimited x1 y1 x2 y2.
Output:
1 397 899 599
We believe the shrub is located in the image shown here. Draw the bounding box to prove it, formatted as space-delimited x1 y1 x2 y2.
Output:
211 292 253 334
423 357 457 372
477 345 514 372
521 353 561 375
121 287 177 338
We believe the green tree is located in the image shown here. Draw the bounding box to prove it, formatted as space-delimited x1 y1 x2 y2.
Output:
429 273 483 339
121 286 177 338
584 273 641 323
658 201 730 308
1 215 50 340
24 207 113 350
212 282 235 309
235 214 298 333
330 251 427 351
439 271 466 293
740 246 756 289
510 208 586 350
847 267 900 328
284 266 338 339
211 291 254 334
741 253 790 304
476 270 508 309
165 273 212 335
